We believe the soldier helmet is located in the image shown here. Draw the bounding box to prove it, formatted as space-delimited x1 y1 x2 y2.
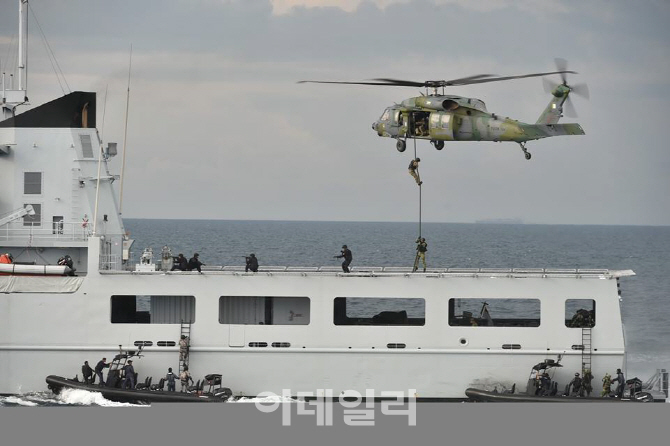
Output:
342 245 347 249
575 373 580 376
416 157 420 162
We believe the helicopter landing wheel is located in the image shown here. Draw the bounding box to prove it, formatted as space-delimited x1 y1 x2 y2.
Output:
524 151 531 160
434 140 444 150
396 139 406 152
518 143 531 160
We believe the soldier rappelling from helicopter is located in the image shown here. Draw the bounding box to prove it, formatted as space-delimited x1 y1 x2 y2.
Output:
408 157 422 186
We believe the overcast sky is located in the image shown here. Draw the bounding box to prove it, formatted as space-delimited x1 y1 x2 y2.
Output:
1 0 669 225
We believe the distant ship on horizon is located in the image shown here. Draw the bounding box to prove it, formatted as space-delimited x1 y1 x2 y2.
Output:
475 218 524 224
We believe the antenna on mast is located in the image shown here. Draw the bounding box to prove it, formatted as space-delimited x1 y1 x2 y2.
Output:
1 0 29 120
119 44 132 214
92 84 109 236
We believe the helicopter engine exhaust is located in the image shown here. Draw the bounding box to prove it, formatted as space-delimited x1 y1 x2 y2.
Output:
442 99 459 111
416 96 460 111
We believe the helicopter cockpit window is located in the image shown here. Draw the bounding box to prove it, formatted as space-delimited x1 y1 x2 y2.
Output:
429 113 440 128
441 114 451 129
380 108 391 121
392 110 400 124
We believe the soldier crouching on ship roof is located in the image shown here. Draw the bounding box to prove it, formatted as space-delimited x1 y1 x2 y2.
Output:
187 253 204 273
245 253 259 272
171 253 187 271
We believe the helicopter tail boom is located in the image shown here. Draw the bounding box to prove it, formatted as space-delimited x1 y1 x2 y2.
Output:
521 123 585 141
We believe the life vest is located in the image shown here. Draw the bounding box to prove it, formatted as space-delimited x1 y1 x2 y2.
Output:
166 372 176 384
0 254 12 264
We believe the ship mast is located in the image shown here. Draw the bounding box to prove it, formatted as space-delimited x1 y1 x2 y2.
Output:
1 0 29 120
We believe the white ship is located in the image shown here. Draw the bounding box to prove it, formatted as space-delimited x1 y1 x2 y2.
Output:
0 1 651 400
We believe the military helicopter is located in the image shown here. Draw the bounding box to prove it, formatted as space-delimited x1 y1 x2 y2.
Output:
299 59 588 160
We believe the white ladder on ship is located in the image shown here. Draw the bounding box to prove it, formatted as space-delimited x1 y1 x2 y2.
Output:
581 326 592 374
179 320 191 375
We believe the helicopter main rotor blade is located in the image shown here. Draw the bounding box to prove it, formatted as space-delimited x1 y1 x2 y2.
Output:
299 70 576 88
452 70 576 86
555 58 568 84
371 75 498 87
296 80 420 86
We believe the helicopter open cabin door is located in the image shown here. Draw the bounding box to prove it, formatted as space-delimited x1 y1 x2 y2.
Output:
430 112 454 141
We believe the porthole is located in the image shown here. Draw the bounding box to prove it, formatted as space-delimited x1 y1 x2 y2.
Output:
459 338 468 346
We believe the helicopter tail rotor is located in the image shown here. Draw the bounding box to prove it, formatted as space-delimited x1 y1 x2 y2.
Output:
542 58 589 118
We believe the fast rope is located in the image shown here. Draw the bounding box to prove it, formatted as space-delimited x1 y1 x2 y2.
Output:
412 136 423 273
413 137 422 240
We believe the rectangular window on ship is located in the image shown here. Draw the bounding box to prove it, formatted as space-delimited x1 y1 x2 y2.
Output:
219 296 310 325
448 298 541 327
565 299 595 328
111 295 195 324
333 297 425 326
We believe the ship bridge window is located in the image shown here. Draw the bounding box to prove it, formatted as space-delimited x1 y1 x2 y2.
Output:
333 297 425 326
448 298 540 327
22 203 42 227
111 295 195 324
24 172 43 194
565 299 595 328
219 296 310 325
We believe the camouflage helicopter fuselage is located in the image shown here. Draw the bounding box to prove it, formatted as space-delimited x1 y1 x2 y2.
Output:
372 84 583 159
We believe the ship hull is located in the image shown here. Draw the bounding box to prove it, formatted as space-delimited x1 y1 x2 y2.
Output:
0 269 627 399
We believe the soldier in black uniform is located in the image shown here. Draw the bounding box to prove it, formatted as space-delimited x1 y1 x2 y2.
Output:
611 368 625 398
567 372 583 396
187 253 203 273
335 245 352 273
171 253 187 271
94 358 109 386
81 361 94 384
245 254 259 272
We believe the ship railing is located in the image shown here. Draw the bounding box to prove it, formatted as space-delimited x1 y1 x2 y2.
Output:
102 266 631 279
0 221 89 243
99 254 122 271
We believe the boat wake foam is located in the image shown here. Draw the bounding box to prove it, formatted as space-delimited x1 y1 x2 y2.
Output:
56 388 146 407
